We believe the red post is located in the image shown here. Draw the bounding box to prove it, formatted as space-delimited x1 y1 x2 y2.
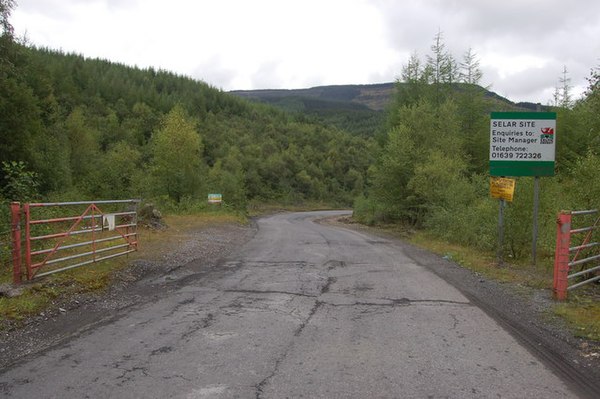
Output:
10 202 22 285
23 203 32 280
553 211 572 300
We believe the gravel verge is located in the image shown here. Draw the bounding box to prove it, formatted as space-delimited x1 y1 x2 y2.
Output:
0 220 257 371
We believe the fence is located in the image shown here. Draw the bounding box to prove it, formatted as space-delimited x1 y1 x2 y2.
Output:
10 200 139 284
553 209 600 300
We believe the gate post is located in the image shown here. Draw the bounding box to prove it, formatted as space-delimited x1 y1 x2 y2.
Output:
10 202 22 285
23 203 32 280
553 211 571 300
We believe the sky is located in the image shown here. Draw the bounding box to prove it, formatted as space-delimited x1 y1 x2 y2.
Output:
10 0 600 104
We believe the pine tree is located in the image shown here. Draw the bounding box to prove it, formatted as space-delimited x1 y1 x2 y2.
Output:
459 48 483 85
426 30 456 105
559 65 573 108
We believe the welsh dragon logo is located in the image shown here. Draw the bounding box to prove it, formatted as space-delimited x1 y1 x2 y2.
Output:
540 127 554 144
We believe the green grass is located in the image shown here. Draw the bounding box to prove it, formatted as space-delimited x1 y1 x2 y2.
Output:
409 230 554 289
554 294 600 340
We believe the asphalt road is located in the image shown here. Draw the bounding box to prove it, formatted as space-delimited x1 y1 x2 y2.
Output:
0 211 585 398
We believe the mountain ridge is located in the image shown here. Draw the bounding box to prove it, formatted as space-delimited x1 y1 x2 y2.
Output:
230 82 537 113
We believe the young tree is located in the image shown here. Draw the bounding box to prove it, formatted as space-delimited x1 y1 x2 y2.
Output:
459 48 483 85
551 66 574 108
65 107 99 182
392 51 430 111
0 0 15 38
402 51 422 83
149 104 205 202
426 30 456 105
456 48 488 172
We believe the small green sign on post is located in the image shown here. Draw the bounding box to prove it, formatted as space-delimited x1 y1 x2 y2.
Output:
208 193 223 204
489 112 557 176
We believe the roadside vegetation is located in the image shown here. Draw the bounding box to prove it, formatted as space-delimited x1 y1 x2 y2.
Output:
352 32 600 339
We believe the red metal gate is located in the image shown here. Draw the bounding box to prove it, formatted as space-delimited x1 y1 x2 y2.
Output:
554 209 600 300
11 200 139 284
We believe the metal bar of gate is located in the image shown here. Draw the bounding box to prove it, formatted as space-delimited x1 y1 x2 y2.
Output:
29 200 138 207
29 211 136 225
570 225 599 234
34 243 131 268
31 233 136 256
35 250 137 278
571 209 599 216
569 242 600 252
568 264 600 280
15 199 140 282
568 275 600 291
554 209 600 300
569 253 600 267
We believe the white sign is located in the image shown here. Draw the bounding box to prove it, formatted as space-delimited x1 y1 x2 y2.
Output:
490 112 556 176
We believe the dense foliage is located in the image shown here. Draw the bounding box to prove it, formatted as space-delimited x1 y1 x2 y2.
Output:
0 2 375 217
355 32 600 260
238 94 387 138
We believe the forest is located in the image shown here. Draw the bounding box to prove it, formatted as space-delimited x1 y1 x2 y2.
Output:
1 0 600 263
0 1 374 225
354 35 600 259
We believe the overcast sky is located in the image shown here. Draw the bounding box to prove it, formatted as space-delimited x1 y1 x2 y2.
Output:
11 0 600 104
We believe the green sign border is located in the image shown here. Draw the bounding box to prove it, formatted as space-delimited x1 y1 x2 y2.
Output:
490 161 554 177
491 112 556 120
490 112 556 177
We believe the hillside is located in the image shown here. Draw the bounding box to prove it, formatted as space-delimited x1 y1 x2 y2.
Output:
0 44 375 211
232 83 395 111
230 82 533 137
230 84 393 137
231 82 531 112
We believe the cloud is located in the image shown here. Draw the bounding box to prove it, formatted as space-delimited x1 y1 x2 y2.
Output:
375 0 600 102
11 0 600 103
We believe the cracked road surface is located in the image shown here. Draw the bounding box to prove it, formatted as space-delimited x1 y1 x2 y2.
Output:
0 211 585 398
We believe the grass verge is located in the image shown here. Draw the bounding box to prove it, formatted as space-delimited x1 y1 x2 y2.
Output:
554 293 600 341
